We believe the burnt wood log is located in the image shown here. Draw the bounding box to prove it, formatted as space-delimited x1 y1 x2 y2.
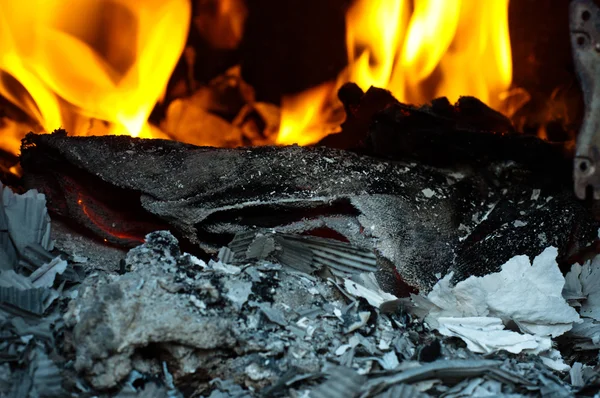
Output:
19 130 598 293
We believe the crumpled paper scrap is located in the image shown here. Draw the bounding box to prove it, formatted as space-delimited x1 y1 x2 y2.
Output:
562 253 600 349
563 256 600 320
436 317 551 354
411 247 580 358
344 273 398 308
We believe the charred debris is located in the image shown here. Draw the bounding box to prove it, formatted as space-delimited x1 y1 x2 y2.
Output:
1 86 600 396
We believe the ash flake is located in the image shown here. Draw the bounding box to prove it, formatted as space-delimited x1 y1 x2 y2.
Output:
307 287 320 295
189 295 206 310
458 224 471 242
422 188 436 198
335 344 352 356
245 363 273 381
378 337 392 351
296 317 311 329
380 351 400 370
448 171 466 180
333 308 343 319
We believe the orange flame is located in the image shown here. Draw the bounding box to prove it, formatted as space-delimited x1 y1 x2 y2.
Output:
0 0 513 153
277 82 345 146
0 0 191 153
278 0 513 145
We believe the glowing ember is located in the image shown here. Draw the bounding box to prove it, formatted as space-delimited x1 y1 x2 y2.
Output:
77 195 145 244
278 0 513 145
0 0 190 153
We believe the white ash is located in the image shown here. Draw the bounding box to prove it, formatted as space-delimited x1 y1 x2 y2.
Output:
64 230 353 392
58 231 594 397
64 232 238 389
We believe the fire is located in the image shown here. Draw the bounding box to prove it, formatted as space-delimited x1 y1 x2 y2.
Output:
277 82 344 146
278 0 513 145
0 0 190 153
0 0 513 153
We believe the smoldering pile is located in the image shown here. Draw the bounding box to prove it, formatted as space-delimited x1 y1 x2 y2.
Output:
5 86 600 397
3 181 600 397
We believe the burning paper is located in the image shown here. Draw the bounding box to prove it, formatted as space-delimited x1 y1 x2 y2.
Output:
410 247 580 356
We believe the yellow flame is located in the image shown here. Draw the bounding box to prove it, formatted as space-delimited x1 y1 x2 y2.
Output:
346 0 408 90
278 0 513 145
0 0 513 152
401 0 461 83
0 0 190 153
277 81 340 146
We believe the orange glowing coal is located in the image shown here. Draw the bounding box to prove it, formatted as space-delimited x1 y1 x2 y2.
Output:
0 0 512 153
278 0 513 145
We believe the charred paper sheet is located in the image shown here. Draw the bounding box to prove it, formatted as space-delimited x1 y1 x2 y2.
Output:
21 132 599 293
